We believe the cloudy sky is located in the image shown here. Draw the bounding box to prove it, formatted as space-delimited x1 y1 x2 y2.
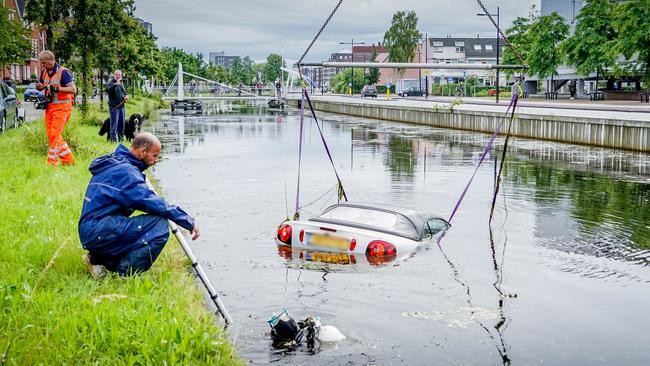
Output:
133 0 538 63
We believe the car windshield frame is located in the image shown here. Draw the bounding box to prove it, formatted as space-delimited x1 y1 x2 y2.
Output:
309 203 446 241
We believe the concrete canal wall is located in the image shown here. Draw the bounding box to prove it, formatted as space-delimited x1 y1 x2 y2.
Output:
288 98 650 152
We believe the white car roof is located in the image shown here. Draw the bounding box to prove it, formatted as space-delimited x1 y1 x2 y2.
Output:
310 202 448 241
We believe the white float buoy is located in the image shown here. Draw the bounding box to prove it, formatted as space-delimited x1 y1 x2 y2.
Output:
317 325 346 342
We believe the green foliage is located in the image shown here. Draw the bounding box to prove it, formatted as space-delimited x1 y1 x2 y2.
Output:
502 12 536 78
204 63 230 84
0 5 31 67
330 68 366 93
159 47 204 84
230 56 254 84
23 0 70 53
526 12 570 80
0 99 243 365
366 49 381 85
563 0 618 79
264 54 284 83
383 10 421 75
616 0 650 87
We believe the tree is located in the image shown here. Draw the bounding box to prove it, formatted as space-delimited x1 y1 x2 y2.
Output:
366 49 381 85
56 0 116 113
616 0 650 91
0 5 31 76
526 12 570 88
263 53 283 83
204 63 229 84
330 68 365 94
563 0 618 88
23 0 69 53
251 62 264 82
158 47 203 84
501 14 536 79
229 57 245 84
382 10 421 75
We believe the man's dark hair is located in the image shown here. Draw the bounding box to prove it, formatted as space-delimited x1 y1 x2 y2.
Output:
131 132 158 151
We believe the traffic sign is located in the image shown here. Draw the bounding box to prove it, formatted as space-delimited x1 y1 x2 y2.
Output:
386 82 392 88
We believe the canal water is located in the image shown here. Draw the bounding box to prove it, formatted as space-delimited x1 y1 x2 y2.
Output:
148 100 650 365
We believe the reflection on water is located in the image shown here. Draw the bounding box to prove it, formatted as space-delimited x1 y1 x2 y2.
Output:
149 101 650 365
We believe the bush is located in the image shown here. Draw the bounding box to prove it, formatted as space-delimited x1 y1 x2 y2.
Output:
376 85 396 94
78 109 104 127
21 119 93 156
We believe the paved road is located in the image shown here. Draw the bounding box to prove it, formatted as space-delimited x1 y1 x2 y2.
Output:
18 99 44 123
302 94 650 122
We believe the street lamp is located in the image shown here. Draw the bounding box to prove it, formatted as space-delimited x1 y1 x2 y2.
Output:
477 7 500 103
340 39 365 95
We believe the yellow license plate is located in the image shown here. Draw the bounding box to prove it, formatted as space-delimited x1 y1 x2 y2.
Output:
307 233 349 250
303 251 351 264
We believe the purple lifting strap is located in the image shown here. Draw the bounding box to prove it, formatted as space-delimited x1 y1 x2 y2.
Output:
294 90 306 217
448 94 519 223
303 89 348 202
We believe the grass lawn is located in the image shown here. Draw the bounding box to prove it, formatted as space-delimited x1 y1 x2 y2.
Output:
0 97 243 365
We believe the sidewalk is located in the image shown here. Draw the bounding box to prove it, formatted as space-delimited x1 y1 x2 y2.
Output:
426 95 650 113
309 94 650 123
18 100 44 122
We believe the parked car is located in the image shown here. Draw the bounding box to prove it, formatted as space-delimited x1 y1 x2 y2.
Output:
24 82 45 101
361 85 377 98
276 202 450 266
0 80 19 133
398 86 425 97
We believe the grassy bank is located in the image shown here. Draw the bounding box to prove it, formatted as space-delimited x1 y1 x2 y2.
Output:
0 97 243 365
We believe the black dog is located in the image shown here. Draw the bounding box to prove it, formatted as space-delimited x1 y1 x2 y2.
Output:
125 113 144 141
98 113 144 142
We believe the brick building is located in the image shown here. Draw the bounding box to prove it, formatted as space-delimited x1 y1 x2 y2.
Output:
2 0 47 83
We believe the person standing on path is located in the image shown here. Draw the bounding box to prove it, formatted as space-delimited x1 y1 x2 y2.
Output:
106 70 128 142
36 50 77 166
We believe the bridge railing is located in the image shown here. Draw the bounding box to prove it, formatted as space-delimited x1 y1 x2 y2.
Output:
153 85 281 98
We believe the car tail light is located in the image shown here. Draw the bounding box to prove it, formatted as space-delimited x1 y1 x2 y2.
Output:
366 240 397 256
277 224 292 245
299 230 305 242
349 239 357 251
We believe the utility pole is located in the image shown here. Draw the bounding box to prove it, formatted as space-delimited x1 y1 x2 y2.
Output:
424 32 428 98
340 39 366 95
477 7 500 103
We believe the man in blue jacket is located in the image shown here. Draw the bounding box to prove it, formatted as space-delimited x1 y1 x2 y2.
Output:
78 132 200 278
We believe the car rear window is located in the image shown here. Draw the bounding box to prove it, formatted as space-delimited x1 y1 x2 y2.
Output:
367 86 376 91
318 206 418 238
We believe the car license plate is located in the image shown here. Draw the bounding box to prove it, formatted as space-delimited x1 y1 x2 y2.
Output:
307 233 349 251
302 251 351 264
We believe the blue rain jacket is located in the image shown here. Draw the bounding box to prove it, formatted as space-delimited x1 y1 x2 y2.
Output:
78 144 194 254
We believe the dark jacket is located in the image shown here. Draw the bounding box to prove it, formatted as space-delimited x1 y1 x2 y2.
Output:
106 78 127 108
78 144 194 251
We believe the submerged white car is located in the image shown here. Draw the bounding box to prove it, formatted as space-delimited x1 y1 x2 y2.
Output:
276 203 450 265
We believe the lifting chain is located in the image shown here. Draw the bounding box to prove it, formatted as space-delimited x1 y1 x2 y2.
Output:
297 0 343 76
475 0 526 65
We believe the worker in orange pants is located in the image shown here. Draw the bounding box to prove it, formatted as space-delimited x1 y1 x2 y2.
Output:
36 50 77 166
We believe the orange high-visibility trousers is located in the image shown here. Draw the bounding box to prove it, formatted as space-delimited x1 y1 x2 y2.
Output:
45 103 75 166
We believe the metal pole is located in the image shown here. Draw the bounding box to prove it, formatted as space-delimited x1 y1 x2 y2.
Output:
299 61 526 70
145 178 233 326
425 32 428 99
351 38 354 95
418 40 422 92
496 6 500 104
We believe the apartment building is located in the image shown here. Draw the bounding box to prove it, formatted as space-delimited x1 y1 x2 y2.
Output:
2 0 47 83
